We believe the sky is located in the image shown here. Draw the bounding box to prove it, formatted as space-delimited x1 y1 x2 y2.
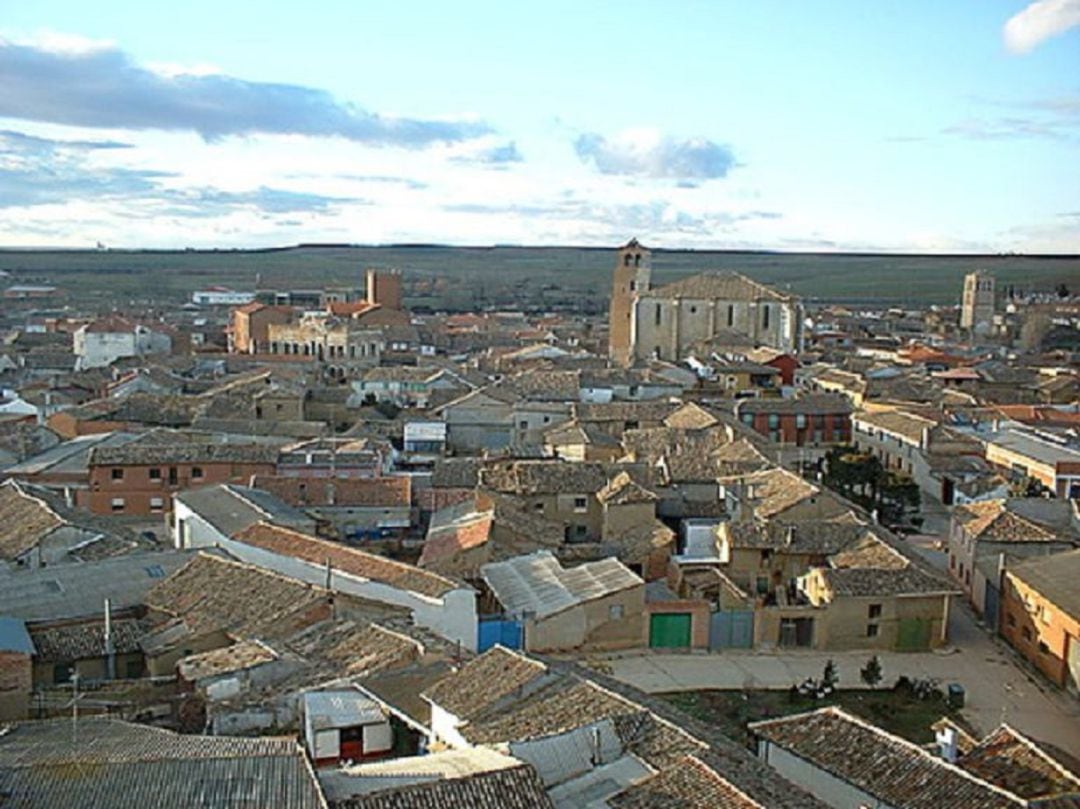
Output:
0 0 1078 251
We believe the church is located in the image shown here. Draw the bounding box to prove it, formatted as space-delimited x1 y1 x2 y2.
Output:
608 239 803 366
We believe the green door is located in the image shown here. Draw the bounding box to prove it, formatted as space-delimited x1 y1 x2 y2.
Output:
650 613 692 648
897 618 932 651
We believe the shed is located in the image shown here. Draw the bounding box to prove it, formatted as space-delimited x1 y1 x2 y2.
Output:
302 689 393 767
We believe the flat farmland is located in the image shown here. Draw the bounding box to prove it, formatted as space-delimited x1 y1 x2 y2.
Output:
1 245 1076 312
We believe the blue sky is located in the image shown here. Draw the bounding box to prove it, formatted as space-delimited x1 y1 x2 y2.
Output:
1 1 1077 250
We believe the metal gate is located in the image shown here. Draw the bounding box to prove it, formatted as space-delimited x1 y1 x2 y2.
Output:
649 613 692 648
710 610 754 650
478 618 523 652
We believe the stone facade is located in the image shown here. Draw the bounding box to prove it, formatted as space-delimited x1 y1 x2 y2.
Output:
607 240 803 366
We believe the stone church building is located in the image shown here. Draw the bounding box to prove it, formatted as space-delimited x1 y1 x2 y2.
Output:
608 239 803 366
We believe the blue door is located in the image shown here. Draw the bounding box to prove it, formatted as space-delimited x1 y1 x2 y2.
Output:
478 619 523 652
710 610 754 650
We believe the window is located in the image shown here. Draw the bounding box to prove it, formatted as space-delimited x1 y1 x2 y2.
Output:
111 468 124 481
148 468 161 480
795 414 807 429
609 604 625 620
519 420 528 430
762 305 771 330
727 304 734 327
573 496 588 512
145 565 166 578
1038 641 1051 655
629 280 636 291
868 603 882 619
53 664 72 684
624 420 639 431
867 624 879 637
689 305 697 314
149 497 164 512
533 501 544 512
1007 612 1016 627
573 524 588 539
1022 626 1032 641
767 414 780 429
654 303 662 326
110 497 125 513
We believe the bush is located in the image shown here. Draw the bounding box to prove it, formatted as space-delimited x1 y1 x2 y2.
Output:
893 675 913 695
860 655 883 688
822 659 838 690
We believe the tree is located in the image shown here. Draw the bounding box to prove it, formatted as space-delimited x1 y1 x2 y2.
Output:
860 655 883 688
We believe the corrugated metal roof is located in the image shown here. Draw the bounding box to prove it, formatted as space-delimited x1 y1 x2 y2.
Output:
481 551 642 619
0 551 194 622
304 690 385 730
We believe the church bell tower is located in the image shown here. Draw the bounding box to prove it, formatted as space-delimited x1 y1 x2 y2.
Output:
608 238 651 367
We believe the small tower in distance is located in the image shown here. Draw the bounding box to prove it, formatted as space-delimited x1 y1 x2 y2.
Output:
366 268 403 311
608 238 651 367
960 270 994 336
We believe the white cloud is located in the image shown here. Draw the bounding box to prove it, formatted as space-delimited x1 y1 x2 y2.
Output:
1003 0 1080 53
574 128 736 181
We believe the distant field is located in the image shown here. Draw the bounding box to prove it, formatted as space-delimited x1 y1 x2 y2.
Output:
1 245 1077 312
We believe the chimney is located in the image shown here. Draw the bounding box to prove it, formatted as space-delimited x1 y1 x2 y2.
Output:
936 726 959 763
104 598 116 680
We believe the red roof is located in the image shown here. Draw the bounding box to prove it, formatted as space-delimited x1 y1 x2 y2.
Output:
327 301 379 317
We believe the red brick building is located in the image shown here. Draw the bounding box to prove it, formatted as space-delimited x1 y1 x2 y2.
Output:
1000 549 1080 692
735 393 852 447
85 437 277 516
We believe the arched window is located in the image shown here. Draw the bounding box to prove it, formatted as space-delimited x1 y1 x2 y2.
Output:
624 254 632 267
634 253 641 267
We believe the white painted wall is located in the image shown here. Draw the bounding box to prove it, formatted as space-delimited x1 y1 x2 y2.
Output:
428 702 470 749
187 529 476 650
760 741 897 809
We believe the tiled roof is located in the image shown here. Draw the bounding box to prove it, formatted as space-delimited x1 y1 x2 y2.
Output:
334 763 554 809
749 707 1023 809
480 459 611 495
285 620 422 678
177 638 278 681
954 501 1057 543
646 272 795 302
422 646 547 720
0 717 323 808
430 457 483 489
597 471 658 505
733 467 831 520
958 725 1080 800
737 393 852 416
91 434 279 466
29 617 147 661
608 754 765 808
464 678 707 770
663 402 721 430
418 497 494 569
0 480 64 561
251 475 411 508
144 552 329 639
233 522 462 598
853 408 936 444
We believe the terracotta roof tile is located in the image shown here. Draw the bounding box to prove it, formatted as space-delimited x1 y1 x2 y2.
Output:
233 522 462 599
749 707 1023 809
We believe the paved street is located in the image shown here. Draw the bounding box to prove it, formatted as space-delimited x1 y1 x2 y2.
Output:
600 598 1080 752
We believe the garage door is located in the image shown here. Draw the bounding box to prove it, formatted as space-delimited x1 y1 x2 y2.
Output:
650 613 692 648
898 618 932 651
